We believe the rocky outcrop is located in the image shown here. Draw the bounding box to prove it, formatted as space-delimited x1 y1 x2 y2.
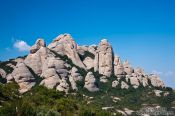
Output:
0 69 6 78
25 51 42 75
114 56 125 78
45 57 68 78
130 67 149 87
83 57 94 69
112 80 119 88
100 76 108 83
40 56 68 89
40 76 60 89
56 79 69 93
95 39 113 77
77 45 88 56
121 81 129 89
69 67 82 91
154 90 162 97
25 39 50 75
130 76 140 88
48 34 85 69
149 74 165 88
84 72 99 92
88 45 97 55
11 61 35 93
123 60 134 75
134 67 145 76
30 38 46 54
69 75 78 91
0 33 167 94
6 74 13 82
70 67 82 81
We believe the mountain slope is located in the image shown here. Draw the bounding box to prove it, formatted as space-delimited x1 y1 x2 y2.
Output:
0 33 175 115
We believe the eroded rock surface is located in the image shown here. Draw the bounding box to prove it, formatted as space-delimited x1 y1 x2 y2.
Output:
84 72 99 92
11 61 35 93
0 33 167 94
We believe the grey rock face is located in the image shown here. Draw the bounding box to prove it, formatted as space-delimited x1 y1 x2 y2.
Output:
114 56 125 77
84 72 99 92
69 75 78 91
130 76 140 88
40 76 60 89
6 74 13 82
48 34 86 69
30 38 46 54
100 76 108 83
11 61 35 93
0 34 167 94
123 60 134 75
40 56 67 89
83 57 94 69
77 45 88 56
121 81 129 89
25 46 51 75
149 74 165 88
112 80 119 88
95 39 113 77
25 51 42 75
56 79 69 93
134 67 145 75
70 67 82 81
88 45 97 55
154 90 163 97
0 69 6 78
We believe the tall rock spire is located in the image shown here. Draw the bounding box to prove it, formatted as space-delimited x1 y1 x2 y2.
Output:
123 60 134 75
94 39 113 77
114 55 125 77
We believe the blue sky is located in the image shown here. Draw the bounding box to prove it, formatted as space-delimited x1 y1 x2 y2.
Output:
0 0 175 88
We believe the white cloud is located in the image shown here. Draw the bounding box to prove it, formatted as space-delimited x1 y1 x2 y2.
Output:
151 70 163 76
13 40 31 52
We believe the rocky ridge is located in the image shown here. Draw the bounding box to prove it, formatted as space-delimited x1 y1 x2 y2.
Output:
0 33 165 94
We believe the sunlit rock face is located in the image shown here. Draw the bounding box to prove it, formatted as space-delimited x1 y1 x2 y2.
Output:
84 72 99 92
114 55 126 78
11 61 35 93
1 33 166 94
123 60 134 75
149 74 165 88
48 34 86 69
94 39 113 77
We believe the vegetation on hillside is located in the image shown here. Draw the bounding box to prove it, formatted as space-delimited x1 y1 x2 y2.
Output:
0 82 116 116
0 54 175 115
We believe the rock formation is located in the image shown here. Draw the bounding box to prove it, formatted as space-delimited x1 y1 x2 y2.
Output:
149 74 165 88
84 72 99 92
0 69 6 78
123 60 134 75
30 38 46 54
121 81 129 89
130 76 140 88
48 34 86 69
95 39 113 77
114 55 125 78
24 39 49 75
112 80 119 88
0 33 166 94
11 61 35 93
